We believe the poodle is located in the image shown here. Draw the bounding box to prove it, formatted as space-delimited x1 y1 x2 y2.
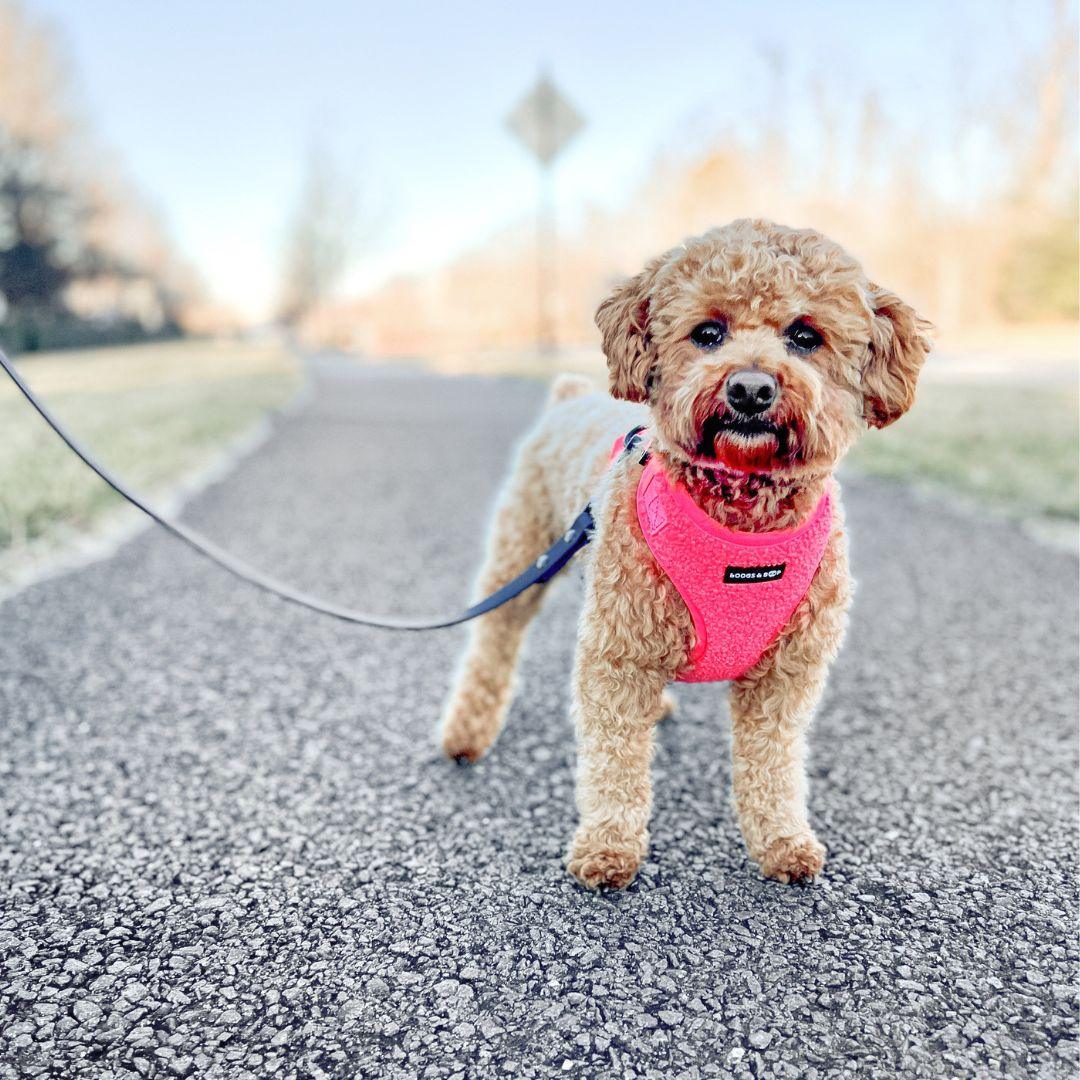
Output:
438 218 932 890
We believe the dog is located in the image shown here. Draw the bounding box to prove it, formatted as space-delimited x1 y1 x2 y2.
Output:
438 219 931 890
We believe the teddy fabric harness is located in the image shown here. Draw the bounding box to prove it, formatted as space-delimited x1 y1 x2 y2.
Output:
613 430 833 682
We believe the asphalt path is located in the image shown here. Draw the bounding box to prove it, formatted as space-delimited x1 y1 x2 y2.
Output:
1 356 1076 1078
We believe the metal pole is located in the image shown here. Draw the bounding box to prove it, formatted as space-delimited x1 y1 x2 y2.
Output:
506 69 581 357
537 162 555 354
537 70 556 356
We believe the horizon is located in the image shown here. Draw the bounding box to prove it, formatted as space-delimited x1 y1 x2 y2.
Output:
27 0 1072 321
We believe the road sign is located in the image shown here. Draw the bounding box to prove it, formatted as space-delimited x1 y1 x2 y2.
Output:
505 73 585 353
505 74 584 167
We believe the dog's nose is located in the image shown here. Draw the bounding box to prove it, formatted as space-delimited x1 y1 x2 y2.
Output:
725 369 778 415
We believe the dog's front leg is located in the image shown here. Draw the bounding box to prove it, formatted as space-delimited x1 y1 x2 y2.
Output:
728 530 850 884
565 508 685 891
729 665 829 884
566 646 669 890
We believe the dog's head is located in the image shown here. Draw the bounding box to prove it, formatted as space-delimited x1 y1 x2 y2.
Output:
596 219 932 476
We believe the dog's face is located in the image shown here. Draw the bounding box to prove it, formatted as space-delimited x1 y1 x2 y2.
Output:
596 219 932 475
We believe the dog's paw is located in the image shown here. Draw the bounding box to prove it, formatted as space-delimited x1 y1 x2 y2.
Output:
759 833 826 884
439 731 490 763
567 849 642 890
439 730 489 765
438 695 498 764
567 833 645 890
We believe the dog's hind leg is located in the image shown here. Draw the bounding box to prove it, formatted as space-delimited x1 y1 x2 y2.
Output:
438 449 555 763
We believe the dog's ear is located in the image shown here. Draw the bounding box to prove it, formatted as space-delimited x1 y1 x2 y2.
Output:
862 285 933 428
595 255 667 402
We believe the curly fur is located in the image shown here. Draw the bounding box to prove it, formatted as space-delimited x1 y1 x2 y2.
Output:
439 219 932 889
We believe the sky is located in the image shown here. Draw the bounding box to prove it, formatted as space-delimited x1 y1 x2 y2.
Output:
27 0 1062 320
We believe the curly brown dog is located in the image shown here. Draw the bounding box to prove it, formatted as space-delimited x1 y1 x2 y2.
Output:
439 219 932 890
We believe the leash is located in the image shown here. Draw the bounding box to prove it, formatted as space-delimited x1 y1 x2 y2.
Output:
0 346 639 630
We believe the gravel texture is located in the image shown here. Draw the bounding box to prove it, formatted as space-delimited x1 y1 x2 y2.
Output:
1 357 1076 1078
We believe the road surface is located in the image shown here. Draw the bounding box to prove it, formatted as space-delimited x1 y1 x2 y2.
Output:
1 357 1076 1078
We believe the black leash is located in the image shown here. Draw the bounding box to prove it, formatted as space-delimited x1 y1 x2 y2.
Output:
0 346 637 630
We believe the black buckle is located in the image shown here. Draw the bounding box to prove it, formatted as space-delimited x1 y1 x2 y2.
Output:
622 425 650 464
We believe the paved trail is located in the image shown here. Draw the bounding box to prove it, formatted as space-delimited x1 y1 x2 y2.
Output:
1 358 1076 1078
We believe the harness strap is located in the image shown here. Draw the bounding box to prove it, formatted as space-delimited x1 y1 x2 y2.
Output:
623 424 648 459
0 345 635 631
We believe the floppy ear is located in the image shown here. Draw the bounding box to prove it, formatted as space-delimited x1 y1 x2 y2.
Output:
595 254 667 402
862 285 934 428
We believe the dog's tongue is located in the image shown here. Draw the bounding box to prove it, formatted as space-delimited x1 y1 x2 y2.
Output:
696 415 789 472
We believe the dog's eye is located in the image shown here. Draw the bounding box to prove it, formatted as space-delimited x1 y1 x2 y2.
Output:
689 321 726 349
785 319 823 353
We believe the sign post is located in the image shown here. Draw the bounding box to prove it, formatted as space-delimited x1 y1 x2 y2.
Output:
505 73 584 354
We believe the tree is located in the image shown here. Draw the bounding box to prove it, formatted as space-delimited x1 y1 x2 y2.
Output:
0 0 198 349
0 2 82 315
0 131 85 310
277 143 359 325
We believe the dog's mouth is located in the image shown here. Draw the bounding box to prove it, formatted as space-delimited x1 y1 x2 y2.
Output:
694 413 790 462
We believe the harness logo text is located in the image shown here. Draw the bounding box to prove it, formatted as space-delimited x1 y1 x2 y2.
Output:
724 563 786 584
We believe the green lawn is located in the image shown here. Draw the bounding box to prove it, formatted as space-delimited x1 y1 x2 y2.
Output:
846 379 1078 522
0 340 300 578
373 343 1080 526
2 342 1075 591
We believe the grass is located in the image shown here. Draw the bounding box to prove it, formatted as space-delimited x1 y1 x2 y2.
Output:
2 339 1074 591
846 379 1078 522
0 339 301 576
355 344 1080 526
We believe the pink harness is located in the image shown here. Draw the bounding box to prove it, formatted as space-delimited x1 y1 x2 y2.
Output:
612 434 832 682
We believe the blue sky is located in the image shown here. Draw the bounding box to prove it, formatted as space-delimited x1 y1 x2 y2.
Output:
28 0 1063 317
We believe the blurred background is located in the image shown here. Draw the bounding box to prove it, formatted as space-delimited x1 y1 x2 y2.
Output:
0 0 1077 582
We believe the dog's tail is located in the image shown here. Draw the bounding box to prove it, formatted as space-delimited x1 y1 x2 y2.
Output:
547 373 595 406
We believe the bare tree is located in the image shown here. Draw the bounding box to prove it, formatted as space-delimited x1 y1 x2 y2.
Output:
277 143 359 325
1019 0 1077 207
0 0 72 147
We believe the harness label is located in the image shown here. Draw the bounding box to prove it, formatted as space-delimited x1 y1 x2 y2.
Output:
724 563 786 584
645 494 668 535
